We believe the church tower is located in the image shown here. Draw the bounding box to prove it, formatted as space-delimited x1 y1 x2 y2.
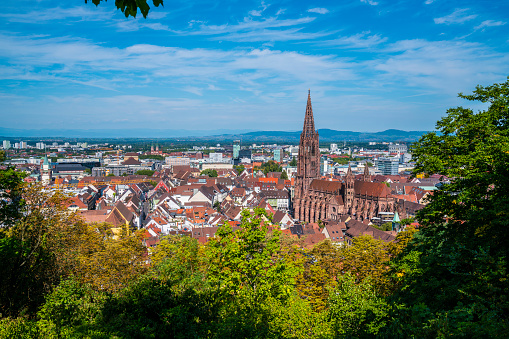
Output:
41 155 52 186
345 164 354 210
363 163 371 182
294 91 320 220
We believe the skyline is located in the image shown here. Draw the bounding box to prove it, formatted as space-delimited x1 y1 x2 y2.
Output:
1 0 508 133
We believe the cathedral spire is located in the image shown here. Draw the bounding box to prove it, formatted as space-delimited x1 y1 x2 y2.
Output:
302 90 316 137
363 163 371 182
347 163 353 177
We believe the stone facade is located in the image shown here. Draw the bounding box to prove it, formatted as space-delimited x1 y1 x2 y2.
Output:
293 92 396 223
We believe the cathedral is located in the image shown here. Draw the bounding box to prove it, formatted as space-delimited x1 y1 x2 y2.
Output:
293 92 396 223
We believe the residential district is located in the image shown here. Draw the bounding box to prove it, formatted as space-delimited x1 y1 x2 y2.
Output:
1 93 442 249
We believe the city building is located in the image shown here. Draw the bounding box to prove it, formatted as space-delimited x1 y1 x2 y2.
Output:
293 91 396 223
209 152 223 163
389 144 408 153
40 155 52 185
273 148 282 163
233 140 240 159
166 156 191 167
2 140 10 149
376 157 400 175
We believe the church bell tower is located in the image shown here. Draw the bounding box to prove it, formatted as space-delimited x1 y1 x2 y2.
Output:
294 90 320 220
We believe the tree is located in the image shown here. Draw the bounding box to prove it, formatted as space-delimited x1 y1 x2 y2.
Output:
387 78 509 336
86 0 163 18
297 240 340 312
200 169 218 177
0 151 26 227
280 170 288 180
206 209 300 303
372 222 392 231
337 235 392 294
289 157 297 167
233 164 245 175
327 273 388 337
260 160 282 175
135 169 154 176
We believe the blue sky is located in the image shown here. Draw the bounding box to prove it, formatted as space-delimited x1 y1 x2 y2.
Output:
0 0 508 134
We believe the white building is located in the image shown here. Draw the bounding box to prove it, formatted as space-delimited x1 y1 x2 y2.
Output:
209 152 223 163
165 156 191 167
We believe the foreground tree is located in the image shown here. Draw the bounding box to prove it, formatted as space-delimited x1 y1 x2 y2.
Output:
86 0 163 18
387 78 509 336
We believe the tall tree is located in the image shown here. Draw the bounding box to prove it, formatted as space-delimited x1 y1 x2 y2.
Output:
387 78 509 336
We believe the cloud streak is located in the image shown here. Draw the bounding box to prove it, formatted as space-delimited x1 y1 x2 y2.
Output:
308 8 329 14
434 8 477 25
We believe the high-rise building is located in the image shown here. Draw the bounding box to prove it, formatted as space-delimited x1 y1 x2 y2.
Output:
3 140 10 149
376 157 400 175
36 142 45 150
20 141 27 149
273 148 282 163
233 140 240 159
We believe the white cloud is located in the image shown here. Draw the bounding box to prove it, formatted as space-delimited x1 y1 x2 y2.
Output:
375 39 509 94
434 8 477 25
0 33 356 93
474 20 506 30
249 10 262 17
424 0 435 4
186 16 330 42
322 32 387 48
307 8 329 14
360 0 379 6
276 9 286 16
0 6 113 23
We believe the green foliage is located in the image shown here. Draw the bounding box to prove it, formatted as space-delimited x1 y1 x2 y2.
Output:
234 164 245 175
107 173 115 176
289 156 297 167
200 169 218 177
327 273 389 337
135 169 155 176
86 0 163 18
373 222 392 231
337 235 392 294
261 160 283 175
206 209 300 304
387 78 509 336
0 151 26 227
139 154 164 160
332 156 353 165
280 170 288 180
37 277 106 338
0 317 38 339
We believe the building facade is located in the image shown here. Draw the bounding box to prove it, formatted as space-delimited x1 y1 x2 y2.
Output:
293 92 396 223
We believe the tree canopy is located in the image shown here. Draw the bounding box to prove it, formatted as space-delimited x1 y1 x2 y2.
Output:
86 0 163 18
200 169 218 177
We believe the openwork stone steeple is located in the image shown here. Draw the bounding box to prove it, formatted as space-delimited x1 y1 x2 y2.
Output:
294 90 320 221
302 90 316 138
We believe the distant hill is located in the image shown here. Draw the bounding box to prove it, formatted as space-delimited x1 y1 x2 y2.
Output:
0 127 428 142
206 129 428 142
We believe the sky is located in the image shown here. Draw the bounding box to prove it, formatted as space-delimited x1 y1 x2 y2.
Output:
0 0 508 135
